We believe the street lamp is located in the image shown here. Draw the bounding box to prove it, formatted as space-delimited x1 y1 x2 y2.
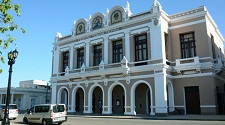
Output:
1 49 18 125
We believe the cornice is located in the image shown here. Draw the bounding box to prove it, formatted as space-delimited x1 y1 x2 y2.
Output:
205 12 224 42
169 10 206 23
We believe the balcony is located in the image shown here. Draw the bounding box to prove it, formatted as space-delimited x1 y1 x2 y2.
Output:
51 57 163 81
174 56 223 75
51 56 224 81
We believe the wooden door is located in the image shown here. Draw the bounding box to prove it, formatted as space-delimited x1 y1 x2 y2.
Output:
185 86 200 114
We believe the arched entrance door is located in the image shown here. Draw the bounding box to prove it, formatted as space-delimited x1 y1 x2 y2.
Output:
92 86 103 113
112 85 125 114
167 82 175 113
75 88 84 113
60 88 68 107
135 83 150 114
131 80 154 115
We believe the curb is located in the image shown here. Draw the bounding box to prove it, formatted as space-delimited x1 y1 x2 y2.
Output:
66 115 225 121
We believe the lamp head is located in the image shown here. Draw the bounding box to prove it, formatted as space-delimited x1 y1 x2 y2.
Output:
8 51 13 60
12 49 18 59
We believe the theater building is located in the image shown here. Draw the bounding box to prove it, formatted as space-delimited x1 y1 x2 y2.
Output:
51 0 225 115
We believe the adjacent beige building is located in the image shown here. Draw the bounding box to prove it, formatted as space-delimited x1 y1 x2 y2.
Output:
51 0 225 115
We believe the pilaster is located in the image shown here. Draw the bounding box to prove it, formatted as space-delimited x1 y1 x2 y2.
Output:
150 17 166 64
85 41 90 67
51 83 57 104
69 45 74 70
11 94 14 104
53 46 60 75
154 68 168 115
104 36 109 64
125 30 131 62
0 94 2 104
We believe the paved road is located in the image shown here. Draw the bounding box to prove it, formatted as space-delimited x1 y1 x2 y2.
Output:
6 115 225 125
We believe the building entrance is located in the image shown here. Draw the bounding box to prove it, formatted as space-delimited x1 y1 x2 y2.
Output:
185 86 200 114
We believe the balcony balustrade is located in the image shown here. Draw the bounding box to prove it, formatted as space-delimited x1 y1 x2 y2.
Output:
174 56 223 75
51 56 224 80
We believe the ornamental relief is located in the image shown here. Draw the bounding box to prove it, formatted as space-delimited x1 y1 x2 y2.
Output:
76 23 85 35
92 16 102 30
111 10 122 24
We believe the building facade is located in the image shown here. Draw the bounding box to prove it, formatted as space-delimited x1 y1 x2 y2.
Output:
51 0 225 115
0 80 51 113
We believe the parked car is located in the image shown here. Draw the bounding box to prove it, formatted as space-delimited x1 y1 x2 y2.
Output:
23 104 67 125
0 104 18 120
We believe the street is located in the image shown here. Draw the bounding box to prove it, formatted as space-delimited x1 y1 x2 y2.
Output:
6 115 225 125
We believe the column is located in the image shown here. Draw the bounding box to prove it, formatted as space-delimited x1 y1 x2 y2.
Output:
124 89 134 115
11 94 14 104
83 86 91 113
69 45 74 70
0 94 2 104
147 31 151 59
124 30 131 62
85 41 90 67
3 95 5 104
102 86 110 114
104 36 109 64
51 83 57 104
53 46 60 75
22 95 26 110
40 95 42 104
154 68 168 115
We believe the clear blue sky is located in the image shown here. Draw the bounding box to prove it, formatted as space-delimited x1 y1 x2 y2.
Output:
0 0 224 87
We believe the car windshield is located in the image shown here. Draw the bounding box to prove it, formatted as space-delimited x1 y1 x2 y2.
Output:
53 105 65 113
1 105 17 109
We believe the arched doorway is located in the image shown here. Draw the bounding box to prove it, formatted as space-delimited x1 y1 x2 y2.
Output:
167 81 175 113
112 85 125 114
59 88 69 107
135 83 150 114
92 86 103 113
131 80 154 115
75 88 84 113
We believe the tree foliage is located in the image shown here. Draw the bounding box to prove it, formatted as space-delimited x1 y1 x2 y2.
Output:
0 0 25 73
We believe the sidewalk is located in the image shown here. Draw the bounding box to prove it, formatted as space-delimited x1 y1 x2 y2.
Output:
67 114 225 121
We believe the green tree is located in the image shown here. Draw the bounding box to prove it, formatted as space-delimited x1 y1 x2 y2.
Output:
0 0 25 73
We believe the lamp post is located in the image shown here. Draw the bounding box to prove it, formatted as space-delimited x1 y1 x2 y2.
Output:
1 49 18 125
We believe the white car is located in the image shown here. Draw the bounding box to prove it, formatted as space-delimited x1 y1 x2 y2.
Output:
23 104 67 125
0 104 18 120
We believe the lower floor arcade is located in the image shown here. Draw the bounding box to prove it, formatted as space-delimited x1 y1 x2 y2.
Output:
51 74 224 115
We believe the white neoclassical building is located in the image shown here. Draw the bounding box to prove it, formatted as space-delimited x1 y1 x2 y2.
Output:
0 80 51 112
51 0 225 115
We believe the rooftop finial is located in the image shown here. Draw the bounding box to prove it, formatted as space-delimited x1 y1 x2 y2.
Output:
106 8 109 15
126 1 130 10
151 0 162 13
126 1 132 16
153 0 157 7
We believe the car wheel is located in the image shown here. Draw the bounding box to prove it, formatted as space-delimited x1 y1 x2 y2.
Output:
23 117 28 124
13 118 16 120
42 119 47 125
58 122 62 125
